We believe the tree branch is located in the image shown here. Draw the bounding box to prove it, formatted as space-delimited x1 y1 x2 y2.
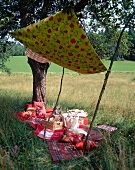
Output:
40 0 51 19
74 0 89 12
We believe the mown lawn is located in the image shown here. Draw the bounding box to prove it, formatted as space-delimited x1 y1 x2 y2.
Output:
5 56 135 73
102 59 135 72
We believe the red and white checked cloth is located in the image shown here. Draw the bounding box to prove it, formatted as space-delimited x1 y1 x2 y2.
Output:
25 48 49 63
14 108 65 140
96 124 117 132
34 124 65 140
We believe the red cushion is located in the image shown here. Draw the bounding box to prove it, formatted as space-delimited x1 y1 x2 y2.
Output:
75 139 97 150
61 129 84 144
33 101 46 118
75 140 84 150
45 108 53 118
46 108 53 113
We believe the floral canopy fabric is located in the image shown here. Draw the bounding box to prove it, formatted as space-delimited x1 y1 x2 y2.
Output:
11 10 107 74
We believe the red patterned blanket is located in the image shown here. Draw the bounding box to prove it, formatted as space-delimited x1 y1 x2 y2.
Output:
46 140 83 163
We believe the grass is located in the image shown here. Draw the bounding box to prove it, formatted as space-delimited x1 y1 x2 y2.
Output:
5 56 32 73
0 72 135 169
5 56 72 73
102 59 135 72
4 56 135 73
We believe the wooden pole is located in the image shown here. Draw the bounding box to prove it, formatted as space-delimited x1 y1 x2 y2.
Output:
44 67 65 139
83 12 135 155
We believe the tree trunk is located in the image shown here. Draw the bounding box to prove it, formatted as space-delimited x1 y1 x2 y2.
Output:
25 0 88 106
28 58 49 106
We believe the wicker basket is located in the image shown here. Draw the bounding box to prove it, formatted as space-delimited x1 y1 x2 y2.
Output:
42 120 63 130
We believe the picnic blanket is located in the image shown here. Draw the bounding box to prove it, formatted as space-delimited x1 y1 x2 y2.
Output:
14 109 65 140
46 140 83 163
96 124 117 132
11 10 107 74
34 124 65 140
14 105 117 163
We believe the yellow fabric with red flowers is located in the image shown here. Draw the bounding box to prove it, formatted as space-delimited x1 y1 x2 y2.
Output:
11 10 107 74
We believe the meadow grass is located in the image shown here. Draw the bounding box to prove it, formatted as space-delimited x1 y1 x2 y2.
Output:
0 72 135 169
0 73 135 170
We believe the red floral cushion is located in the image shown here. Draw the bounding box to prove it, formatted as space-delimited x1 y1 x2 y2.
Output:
33 101 46 118
61 129 84 144
45 108 53 118
75 139 97 150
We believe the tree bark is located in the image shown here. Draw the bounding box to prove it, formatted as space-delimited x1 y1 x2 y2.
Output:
26 0 89 105
28 58 49 105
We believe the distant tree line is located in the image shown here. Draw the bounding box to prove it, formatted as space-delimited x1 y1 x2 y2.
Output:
8 43 26 56
9 29 135 61
87 29 135 61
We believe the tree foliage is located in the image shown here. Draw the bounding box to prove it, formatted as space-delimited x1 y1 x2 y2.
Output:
0 0 135 60
9 44 26 56
0 0 134 69
0 38 11 72
83 0 135 60
85 0 134 30
87 30 134 60
128 29 135 60
0 0 87 72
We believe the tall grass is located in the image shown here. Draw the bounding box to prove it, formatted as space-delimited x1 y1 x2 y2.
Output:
0 72 135 169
